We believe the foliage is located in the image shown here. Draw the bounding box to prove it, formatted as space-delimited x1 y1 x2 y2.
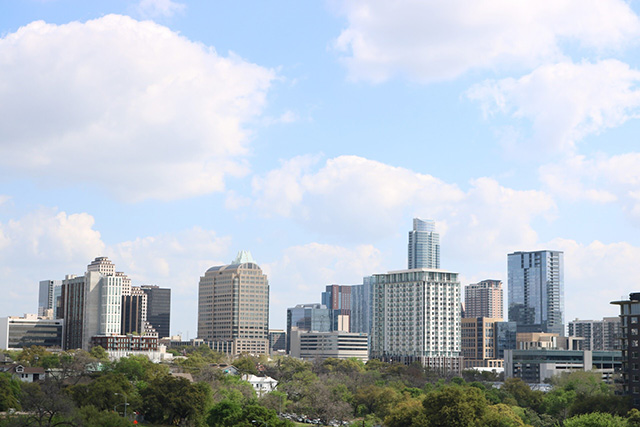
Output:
68 372 137 413
482 404 526 427
563 411 629 427
384 398 428 427
17 379 77 427
75 405 132 427
0 373 21 412
88 346 109 362
140 375 212 427
112 355 167 382
422 385 487 427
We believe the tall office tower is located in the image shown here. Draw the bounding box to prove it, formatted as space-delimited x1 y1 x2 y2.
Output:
87 256 116 275
141 285 171 339
350 277 373 335
461 317 503 369
197 251 269 355
370 268 462 371
38 280 62 318
408 218 440 269
508 250 564 336
286 303 331 353
116 272 132 296
465 280 503 319
568 317 621 351
322 285 352 332
612 293 640 407
121 287 147 335
61 269 123 350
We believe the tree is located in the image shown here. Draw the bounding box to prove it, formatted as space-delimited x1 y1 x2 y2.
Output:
0 372 21 411
384 398 429 427
501 378 543 410
481 404 526 427
422 385 487 427
17 379 77 427
76 405 132 427
563 412 628 427
141 375 212 426
68 372 137 413
89 346 109 362
207 399 243 427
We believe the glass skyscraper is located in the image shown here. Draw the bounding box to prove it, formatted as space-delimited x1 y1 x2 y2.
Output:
408 218 440 269
507 250 564 336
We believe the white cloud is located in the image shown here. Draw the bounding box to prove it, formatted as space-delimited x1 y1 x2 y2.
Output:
550 238 640 320
0 15 275 201
468 60 640 153
333 0 640 83
263 242 383 327
136 0 186 18
252 155 555 264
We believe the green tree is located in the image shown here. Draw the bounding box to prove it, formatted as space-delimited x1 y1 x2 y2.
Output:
0 372 21 411
207 399 243 427
422 385 487 427
89 346 109 362
17 379 77 427
76 405 132 427
233 356 259 376
69 372 137 412
481 404 526 427
141 375 212 426
563 412 628 427
384 398 429 427
501 378 543 410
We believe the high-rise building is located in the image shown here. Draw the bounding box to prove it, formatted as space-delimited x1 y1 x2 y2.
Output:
322 285 352 332
464 280 503 319
508 250 564 336
350 277 373 335
370 268 462 371
569 317 621 351
408 218 440 269
197 251 269 355
141 285 171 339
286 303 331 353
611 293 640 407
38 280 62 318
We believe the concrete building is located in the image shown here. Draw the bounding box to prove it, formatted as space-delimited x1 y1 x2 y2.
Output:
140 285 171 339
464 280 503 319
0 314 63 350
408 218 440 269
370 268 462 372
197 251 269 355
268 329 286 354
461 317 503 369
508 250 564 336
569 317 621 351
286 303 331 353
611 293 640 407
505 349 622 384
289 330 369 362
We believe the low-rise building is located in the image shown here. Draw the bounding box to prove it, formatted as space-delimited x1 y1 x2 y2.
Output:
0 364 45 383
242 374 278 397
0 314 63 350
289 330 368 362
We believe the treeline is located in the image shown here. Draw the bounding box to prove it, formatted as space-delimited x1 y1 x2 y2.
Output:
0 345 638 427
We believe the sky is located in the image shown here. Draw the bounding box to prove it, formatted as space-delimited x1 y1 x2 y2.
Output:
1 0 640 336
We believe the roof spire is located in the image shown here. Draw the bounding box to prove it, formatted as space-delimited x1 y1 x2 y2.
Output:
232 250 255 265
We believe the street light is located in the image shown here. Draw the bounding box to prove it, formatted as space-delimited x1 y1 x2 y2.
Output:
115 393 129 418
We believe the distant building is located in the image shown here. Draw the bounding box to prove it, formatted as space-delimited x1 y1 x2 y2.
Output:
0 364 46 383
268 329 286 354
508 250 564 336
496 321 518 359
505 349 621 384
289 330 369 362
322 285 352 332
141 285 171 339
286 303 331 353
569 317 621 351
461 317 503 369
197 251 269 355
465 280 503 319
370 268 462 372
0 314 63 350
611 293 640 407
38 280 62 318
90 334 158 352
351 278 373 335
408 218 440 269
242 374 278 397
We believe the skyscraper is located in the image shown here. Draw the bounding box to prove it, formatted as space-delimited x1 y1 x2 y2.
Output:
408 218 440 269
322 285 352 332
197 251 269 355
38 280 62 318
141 285 171 339
464 279 503 319
286 303 331 353
370 268 462 371
508 250 564 336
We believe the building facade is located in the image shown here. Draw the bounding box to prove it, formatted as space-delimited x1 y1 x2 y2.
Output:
408 218 440 269
461 317 503 369
370 268 462 371
197 251 269 355
286 303 331 353
508 250 564 336
0 314 63 350
611 293 640 407
141 285 171 339
289 330 369 362
322 285 352 332
38 280 62 318
465 280 503 319
568 317 621 351
350 278 373 335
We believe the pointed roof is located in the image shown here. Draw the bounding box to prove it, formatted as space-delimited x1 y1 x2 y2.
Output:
232 250 255 265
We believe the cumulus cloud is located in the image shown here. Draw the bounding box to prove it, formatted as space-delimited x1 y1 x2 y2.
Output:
252 155 555 264
468 60 640 154
333 0 640 83
540 153 640 220
0 15 275 201
136 0 186 18
262 242 383 327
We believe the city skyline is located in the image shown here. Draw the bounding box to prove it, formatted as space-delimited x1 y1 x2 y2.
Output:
1 1 640 335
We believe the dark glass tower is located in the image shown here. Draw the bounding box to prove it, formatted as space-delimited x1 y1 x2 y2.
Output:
141 285 171 338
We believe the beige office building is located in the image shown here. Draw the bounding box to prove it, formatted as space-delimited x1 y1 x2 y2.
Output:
461 317 503 369
197 251 269 355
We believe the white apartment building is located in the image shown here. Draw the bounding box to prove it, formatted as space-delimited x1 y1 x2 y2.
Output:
370 268 462 371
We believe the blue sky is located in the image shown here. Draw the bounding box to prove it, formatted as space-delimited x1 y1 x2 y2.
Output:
2 0 640 335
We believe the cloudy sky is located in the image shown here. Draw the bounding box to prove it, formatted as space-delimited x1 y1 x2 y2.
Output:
2 0 640 335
